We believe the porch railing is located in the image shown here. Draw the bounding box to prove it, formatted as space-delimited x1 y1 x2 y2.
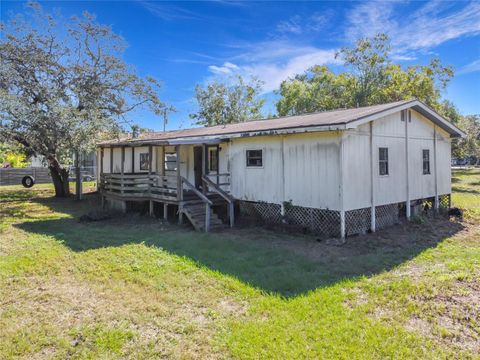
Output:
100 173 179 200
202 175 235 227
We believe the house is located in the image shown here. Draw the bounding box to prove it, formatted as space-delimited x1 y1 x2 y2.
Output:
97 100 465 237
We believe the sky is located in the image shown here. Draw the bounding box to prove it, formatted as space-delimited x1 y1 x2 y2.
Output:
1 0 480 131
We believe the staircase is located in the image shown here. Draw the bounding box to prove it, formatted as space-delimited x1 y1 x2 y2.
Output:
181 197 226 232
179 176 235 232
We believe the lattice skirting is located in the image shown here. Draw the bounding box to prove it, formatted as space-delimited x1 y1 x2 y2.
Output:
238 200 340 237
438 194 451 210
239 201 282 224
375 203 401 229
239 195 451 238
284 205 341 237
345 207 371 236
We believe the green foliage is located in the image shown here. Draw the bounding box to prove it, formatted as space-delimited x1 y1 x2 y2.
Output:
276 33 454 116
438 101 480 159
0 143 27 168
190 75 265 126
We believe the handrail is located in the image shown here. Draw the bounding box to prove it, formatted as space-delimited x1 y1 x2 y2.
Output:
201 175 233 204
180 176 212 205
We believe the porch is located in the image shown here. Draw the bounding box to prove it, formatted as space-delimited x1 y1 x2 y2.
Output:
98 143 235 232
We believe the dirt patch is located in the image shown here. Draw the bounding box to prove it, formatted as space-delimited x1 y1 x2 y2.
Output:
232 217 465 263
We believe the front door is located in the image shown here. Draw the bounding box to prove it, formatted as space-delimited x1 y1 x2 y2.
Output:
193 146 203 189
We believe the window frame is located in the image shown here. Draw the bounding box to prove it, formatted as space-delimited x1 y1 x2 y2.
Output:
164 152 177 172
139 152 150 171
208 147 219 173
246 149 263 168
378 147 389 176
422 149 431 175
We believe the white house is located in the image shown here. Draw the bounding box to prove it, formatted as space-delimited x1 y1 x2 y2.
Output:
97 100 465 237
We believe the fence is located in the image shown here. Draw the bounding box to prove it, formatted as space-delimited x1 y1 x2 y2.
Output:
0 167 51 186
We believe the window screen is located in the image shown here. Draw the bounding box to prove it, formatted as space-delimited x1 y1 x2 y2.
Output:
208 148 218 172
246 149 263 167
379 148 389 176
139 153 149 171
423 149 430 175
164 152 177 171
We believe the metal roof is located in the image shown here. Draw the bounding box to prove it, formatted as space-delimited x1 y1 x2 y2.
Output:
98 100 465 146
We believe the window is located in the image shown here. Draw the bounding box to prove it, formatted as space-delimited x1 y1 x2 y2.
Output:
379 147 389 176
208 148 218 172
423 149 430 175
139 153 149 171
164 152 177 171
246 149 263 167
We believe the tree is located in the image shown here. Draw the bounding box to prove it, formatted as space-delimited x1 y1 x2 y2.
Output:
190 76 265 126
0 3 169 196
276 34 454 116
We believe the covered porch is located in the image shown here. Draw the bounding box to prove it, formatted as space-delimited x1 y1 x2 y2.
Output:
97 141 235 232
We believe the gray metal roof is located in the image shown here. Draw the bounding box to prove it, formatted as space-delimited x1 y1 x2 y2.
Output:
99 100 465 146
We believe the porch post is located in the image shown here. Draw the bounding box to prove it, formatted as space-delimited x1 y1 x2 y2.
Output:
148 145 153 175
176 145 181 201
370 122 376 232
161 145 165 176
216 145 220 185
121 146 125 195
121 146 125 174
148 145 154 216
100 147 104 175
202 144 207 194
205 203 210 232
163 203 168 220
110 146 113 174
131 146 135 173
229 202 234 228
176 145 183 224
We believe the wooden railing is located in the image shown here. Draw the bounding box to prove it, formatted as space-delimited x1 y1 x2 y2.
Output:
202 175 235 227
203 172 231 192
180 176 213 232
100 173 178 200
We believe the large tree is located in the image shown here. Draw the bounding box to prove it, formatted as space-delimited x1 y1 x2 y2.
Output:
0 3 169 196
190 75 265 127
276 34 454 116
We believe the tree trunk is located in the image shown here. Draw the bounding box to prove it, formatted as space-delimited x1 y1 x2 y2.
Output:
47 155 70 197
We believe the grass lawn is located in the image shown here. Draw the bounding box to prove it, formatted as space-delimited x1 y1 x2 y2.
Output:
1 170 479 359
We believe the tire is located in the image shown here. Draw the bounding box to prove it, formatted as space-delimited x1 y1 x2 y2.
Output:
83 175 93 182
22 175 35 188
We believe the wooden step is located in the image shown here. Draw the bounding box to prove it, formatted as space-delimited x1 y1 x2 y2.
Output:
181 204 226 232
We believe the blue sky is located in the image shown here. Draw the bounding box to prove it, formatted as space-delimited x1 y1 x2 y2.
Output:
2 0 480 131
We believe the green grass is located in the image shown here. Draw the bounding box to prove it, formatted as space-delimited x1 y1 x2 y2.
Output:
0 171 479 359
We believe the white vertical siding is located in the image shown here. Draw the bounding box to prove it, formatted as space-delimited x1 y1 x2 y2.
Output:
344 109 452 210
229 132 342 210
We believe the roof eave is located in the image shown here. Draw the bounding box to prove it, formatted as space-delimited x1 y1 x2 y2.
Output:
97 124 347 147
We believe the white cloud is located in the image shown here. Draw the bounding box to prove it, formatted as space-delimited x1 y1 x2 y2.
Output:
346 0 480 52
276 15 303 34
207 41 339 92
208 62 239 75
458 59 480 74
138 0 201 21
276 11 333 35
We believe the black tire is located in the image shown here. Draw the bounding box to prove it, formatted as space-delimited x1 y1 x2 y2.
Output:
21 175 35 188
